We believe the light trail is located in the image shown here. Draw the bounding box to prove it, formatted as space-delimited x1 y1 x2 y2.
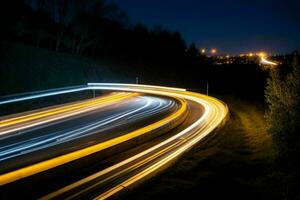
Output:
39 83 228 200
0 93 137 136
0 92 187 185
260 56 278 66
0 96 174 163
0 86 87 105
87 83 186 92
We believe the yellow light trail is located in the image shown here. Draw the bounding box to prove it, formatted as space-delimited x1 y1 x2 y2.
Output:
97 92 227 200
0 96 187 185
93 85 227 200
41 83 228 200
258 52 278 66
0 93 128 126
53 140 183 200
260 56 278 66
0 93 137 135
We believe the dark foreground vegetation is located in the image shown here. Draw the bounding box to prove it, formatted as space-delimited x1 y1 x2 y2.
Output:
1 0 300 199
264 53 300 199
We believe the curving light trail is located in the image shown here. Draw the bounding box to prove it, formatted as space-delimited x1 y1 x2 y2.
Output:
260 56 278 66
0 90 185 185
0 93 137 136
0 96 174 163
40 83 228 200
0 83 228 200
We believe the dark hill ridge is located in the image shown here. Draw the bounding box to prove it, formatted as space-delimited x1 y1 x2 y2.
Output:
0 42 136 96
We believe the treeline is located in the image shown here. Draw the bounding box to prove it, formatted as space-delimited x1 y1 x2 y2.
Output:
0 0 269 99
265 52 300 159
265 52 300 198
0 0 204 74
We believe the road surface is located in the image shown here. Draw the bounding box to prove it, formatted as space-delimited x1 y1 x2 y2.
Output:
0 83 228 199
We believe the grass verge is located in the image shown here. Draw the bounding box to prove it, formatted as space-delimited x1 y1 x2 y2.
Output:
118 97 283 200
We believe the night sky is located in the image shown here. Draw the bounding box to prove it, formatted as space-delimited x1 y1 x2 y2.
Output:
113 0 300 55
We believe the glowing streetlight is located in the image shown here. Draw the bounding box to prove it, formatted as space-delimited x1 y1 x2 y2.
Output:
258 52 266 58
200 48 206 54
257 51 277 67
211 48 217 54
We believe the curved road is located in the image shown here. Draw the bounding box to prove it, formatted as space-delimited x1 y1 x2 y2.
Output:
0 83 228 199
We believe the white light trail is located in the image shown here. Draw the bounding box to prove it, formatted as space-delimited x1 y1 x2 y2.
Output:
41 83 228 200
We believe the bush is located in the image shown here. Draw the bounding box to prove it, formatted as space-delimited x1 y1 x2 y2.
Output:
265 52 300 159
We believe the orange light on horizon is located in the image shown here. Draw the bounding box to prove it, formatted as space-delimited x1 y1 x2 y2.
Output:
258 52 267 58
211 48 217 54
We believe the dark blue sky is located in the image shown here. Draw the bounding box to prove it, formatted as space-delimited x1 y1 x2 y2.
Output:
113 0 300 54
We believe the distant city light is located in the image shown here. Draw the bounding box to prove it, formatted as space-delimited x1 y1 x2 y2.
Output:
200 48 206 54
258 52 267 58
211 48 217 54
248 53 254 57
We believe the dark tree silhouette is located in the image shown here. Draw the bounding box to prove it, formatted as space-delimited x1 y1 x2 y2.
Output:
186 43 199 58
265 52 300 158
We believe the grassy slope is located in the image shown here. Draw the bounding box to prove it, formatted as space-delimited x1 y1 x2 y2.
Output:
0 42 136 95
119 97 282 200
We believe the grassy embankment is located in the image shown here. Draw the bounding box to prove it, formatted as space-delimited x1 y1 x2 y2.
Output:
0 42 137 96
119 97 282 200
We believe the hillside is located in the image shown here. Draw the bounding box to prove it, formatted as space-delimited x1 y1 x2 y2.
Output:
0 42 136 95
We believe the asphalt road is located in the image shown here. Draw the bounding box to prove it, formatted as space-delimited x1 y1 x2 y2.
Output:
0 94 178 174
42 100 204 200
0 83 228 199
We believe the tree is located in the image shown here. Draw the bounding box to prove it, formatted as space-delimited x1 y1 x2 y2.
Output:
70 13 101 55
30 11 54 48
0 0 32 41
37 0 89 51
186 43 199 58
265 52 300 157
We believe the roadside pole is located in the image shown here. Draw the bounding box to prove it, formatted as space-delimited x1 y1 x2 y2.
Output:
206 80 209 96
